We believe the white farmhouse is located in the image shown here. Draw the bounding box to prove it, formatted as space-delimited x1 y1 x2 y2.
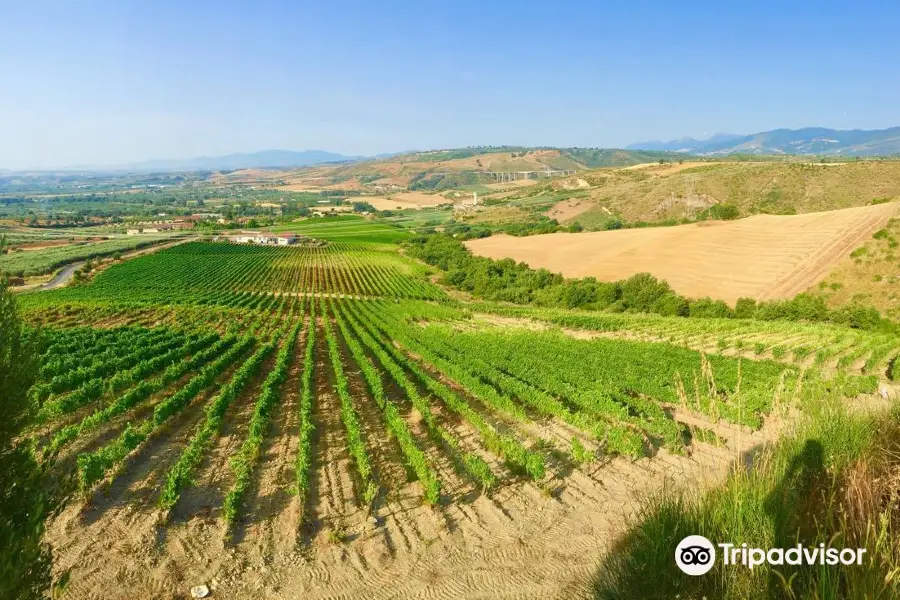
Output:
229 232 297 246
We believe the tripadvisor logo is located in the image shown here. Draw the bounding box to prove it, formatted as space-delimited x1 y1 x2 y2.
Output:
676 535 716 576
675 535 868 575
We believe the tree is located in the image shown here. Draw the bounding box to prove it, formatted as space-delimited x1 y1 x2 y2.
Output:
0 279 54 599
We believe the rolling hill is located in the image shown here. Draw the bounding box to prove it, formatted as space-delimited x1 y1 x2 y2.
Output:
542 160 900 225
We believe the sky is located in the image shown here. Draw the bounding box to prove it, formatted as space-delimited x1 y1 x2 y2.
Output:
2 0 899 169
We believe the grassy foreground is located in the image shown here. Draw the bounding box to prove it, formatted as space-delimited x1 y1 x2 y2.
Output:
594 376 900 599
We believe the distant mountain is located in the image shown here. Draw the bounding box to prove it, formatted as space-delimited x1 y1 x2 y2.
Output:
626 133 743 153
628 127 900 156
99 150 364 172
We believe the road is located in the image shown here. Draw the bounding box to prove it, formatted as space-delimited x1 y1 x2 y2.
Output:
38 261 84 290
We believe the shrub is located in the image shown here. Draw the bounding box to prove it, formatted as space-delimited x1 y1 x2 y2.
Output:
688 297 734 319
734 297 757 319
0 282 53 600
652 293 689 317
756 294 829 323
601 217 624 231
699 203 740 221
831 305 883 330
619 273 672 312
560 280 599 309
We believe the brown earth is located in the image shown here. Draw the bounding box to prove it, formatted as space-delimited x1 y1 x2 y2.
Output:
47 405 764 600
365 192 449 211
466 202 900 305
546 199 595 221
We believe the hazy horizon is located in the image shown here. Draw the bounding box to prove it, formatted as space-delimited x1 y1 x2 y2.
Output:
3 0 899 169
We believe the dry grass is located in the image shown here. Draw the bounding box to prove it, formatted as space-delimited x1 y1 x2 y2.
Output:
811 215 900 319
545 198 594 221
569 160 900 223
365 191 448 211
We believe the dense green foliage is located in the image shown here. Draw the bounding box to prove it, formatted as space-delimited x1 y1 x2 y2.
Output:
439 217 580 240
409 171 490 191
36 241 443 306
0 282 53 600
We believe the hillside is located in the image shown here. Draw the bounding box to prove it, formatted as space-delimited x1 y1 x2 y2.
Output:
810 215 900 319
629 126 900 156
465 202 900 305
251 148 693 194
538 160 900 225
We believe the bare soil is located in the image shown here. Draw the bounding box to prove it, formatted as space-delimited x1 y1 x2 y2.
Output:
365 192 448 211
46 391 771 599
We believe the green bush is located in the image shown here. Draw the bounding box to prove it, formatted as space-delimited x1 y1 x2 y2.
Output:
652 293 690 317
689 297 734 318
734 297 757 319
0 282 53 600
699 203 740 220
618 273 673 313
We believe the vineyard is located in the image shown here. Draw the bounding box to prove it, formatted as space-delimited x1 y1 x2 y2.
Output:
20 238 896 599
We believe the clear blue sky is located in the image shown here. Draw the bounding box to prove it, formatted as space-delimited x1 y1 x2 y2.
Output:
2 0 898 169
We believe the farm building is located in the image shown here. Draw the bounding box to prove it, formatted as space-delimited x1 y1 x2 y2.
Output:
230 232 297 246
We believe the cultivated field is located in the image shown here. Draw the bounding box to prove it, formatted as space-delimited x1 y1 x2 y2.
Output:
363 191 448 211
466 202 900 305
16 216 898 599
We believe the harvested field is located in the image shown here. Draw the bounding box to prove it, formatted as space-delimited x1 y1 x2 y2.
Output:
620 160 710 175
485 179 540 189
366 191 448 211
546 198 594 221
466 202 900 304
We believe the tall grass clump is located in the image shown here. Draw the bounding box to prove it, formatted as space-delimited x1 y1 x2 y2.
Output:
594 379 900 600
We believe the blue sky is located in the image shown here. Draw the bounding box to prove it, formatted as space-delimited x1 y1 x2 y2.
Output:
2 0 898 169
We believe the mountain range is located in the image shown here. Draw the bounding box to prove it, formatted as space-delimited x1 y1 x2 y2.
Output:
627 127 900 156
